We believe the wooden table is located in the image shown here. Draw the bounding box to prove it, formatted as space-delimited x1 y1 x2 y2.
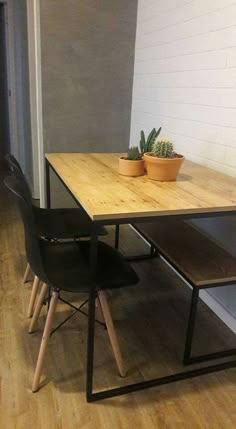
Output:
45 153 236 402
46 153 236 220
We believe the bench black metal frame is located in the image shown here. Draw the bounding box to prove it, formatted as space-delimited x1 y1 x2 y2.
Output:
46 158 236 403
132 223 236 367
184 286 236 366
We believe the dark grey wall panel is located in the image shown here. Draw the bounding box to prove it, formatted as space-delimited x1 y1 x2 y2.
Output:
40 0 137 207
0 5 10 156
40 0 137 153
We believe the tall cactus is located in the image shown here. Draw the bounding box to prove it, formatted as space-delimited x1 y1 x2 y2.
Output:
153 138 174 158
139 127 162 155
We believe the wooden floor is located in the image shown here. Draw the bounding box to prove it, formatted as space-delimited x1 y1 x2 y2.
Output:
1 171 236 429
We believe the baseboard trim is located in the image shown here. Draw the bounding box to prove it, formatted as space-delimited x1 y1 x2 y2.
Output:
200 290 236 334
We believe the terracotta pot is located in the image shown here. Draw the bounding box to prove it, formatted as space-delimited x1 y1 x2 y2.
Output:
144 152 184 181
143 157 147 172
119 157 145 177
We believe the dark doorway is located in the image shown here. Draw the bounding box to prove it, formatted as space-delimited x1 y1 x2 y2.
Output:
0 3 10 158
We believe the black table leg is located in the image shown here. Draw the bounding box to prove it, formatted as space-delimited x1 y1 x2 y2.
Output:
86 222 99 402
183 287 199 364
45 159 51 209
115 224 120 249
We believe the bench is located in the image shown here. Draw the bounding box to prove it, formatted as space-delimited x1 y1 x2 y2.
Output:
133 218 236 365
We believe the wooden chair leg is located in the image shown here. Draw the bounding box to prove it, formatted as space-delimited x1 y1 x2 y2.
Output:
95 297 105 324
28 283 48 333
98 291 126 377
32 290 58 392
27 276 40 318
23 262 31 283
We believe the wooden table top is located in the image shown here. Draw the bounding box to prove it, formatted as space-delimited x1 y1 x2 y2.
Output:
46 153 236 221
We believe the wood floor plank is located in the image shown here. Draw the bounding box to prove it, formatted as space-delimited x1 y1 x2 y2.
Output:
1 170 236 428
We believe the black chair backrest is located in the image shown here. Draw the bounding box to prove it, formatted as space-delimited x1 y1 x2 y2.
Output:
4 175 48 284
4 154 32 204
5 153 22 173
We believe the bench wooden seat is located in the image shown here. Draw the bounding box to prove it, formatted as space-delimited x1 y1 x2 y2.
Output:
134 219 236 287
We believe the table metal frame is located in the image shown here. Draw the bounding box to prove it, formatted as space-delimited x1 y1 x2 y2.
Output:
45 158 236 403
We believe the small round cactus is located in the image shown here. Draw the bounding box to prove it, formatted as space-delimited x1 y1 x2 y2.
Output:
152 138 174 158
127 146 142 160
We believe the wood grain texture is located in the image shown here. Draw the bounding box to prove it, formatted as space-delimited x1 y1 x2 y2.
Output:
2 166 236 428
46 153 236 220
135 219 236 286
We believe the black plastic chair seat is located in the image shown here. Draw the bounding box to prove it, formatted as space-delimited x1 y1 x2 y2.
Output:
40 240 139 293
34 207 106 239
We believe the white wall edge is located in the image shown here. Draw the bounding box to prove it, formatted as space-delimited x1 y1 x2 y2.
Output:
27 0 45 205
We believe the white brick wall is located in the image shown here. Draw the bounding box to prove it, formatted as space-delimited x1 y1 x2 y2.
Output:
130 0 236 324
130 0 236 176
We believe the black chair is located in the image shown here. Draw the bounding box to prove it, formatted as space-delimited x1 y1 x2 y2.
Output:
5 154 107 240
4 175 139 392
5 154 106 317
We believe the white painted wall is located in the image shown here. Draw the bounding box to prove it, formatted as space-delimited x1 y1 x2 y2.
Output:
130 0 236 176
130 0 236 327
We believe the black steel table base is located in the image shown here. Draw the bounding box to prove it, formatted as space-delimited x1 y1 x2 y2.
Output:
125 251 157 262
125 244 157 262
45 159 236 403
86 224 236 403
87 358 236 402
184 349 236 366
115 222 157 261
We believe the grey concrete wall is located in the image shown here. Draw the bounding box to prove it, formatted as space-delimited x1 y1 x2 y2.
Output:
40 0 137 207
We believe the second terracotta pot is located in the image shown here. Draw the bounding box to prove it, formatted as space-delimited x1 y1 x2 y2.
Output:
144 152 184 181
119 157 145 177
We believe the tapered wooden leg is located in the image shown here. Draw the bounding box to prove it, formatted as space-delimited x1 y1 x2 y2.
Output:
23 262 31 283
95 297 105 324
32 290 58 392
98 291 126 377
27 276 40 318
29 283 48 333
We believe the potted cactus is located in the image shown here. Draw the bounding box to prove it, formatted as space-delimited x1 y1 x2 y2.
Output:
119 146 145 177
144 138 184 181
